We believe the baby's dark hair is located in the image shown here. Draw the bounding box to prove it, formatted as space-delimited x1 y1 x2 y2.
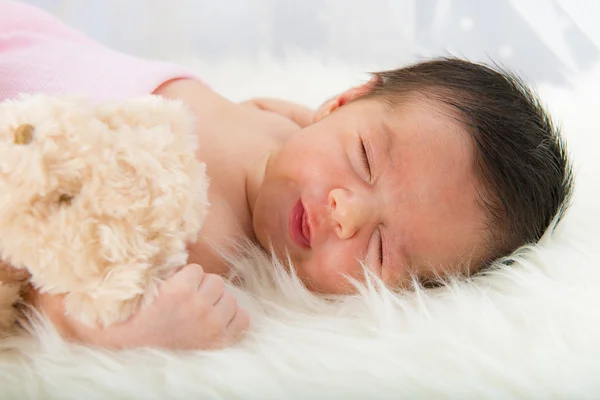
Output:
368 57 574 268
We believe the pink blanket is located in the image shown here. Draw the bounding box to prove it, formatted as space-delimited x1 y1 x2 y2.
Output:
0 1 195 101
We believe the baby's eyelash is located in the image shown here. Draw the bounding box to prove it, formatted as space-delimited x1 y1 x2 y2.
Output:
359 137 372 177
377 228 384 266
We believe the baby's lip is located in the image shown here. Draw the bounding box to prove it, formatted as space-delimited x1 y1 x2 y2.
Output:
289 199 311 249
301 202 312 246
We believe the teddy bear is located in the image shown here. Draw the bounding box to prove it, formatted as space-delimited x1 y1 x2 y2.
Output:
0 94 209 334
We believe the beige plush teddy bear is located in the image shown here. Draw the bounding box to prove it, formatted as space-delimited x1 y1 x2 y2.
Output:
0 94 209 333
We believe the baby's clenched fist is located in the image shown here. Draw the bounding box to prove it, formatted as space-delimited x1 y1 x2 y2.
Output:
133 263 250 350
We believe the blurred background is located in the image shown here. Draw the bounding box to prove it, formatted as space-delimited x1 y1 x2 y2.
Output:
15 0 600 104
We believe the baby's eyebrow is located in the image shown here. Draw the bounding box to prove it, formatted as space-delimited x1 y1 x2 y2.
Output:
377 120 397 169
382 224 413 281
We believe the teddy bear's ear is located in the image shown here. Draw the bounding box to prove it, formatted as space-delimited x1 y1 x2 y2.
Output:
13 124 35 145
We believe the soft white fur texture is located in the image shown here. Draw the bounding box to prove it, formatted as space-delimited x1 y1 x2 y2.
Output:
1 55 600 399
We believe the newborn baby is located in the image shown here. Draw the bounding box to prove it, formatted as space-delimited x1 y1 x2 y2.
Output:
1 3 573 350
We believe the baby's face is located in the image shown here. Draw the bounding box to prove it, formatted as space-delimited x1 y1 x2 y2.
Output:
252 96 488 294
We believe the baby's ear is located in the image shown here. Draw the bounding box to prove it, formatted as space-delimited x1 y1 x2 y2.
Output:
313 76 380 123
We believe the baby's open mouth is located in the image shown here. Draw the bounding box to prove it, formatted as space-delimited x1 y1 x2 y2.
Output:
289 199 311 248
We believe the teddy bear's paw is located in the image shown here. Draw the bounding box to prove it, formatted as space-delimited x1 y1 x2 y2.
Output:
64 290 149 328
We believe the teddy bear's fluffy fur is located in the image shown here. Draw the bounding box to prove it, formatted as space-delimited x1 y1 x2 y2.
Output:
0 94 209 331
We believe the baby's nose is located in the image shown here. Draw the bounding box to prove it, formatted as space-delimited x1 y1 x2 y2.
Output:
328 188 369 240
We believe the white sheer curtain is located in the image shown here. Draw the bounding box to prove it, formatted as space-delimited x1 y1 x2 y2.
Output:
15 0 600 86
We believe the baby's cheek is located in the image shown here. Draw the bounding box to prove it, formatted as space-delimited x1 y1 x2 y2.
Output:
308 245 364 294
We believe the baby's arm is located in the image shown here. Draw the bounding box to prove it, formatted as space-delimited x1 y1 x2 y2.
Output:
31 264 249 350
241 98 315 128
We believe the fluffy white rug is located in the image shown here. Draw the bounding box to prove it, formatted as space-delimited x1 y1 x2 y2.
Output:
1 55 600 399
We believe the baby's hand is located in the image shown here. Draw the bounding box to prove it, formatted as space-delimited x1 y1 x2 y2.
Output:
122 263 250 350
241 97 314 128
36 264 250 350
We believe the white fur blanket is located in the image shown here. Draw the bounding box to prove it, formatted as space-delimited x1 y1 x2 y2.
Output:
1 56 600 399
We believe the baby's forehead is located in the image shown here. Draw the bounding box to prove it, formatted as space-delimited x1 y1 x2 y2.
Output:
354 93 463 134
365 95 474 144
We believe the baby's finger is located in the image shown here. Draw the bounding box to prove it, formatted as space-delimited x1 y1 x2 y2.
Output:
212 291 238 324
197 273 225 305
312 97 337 123
226 308 250 342
166 263 205 288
